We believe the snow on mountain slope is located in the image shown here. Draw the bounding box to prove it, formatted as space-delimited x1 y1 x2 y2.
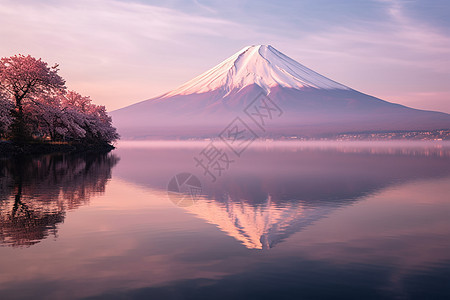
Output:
165 45 349 97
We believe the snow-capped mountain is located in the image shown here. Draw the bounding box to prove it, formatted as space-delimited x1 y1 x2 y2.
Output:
165 45 349 97
112 45 450 139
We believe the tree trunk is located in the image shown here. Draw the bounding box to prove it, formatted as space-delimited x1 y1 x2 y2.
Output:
11 96 29 143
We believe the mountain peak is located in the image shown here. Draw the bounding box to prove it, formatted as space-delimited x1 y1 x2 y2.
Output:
164 44 349 98
244 44 273 51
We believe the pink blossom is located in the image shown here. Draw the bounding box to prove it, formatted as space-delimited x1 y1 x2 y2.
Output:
0 55 118 143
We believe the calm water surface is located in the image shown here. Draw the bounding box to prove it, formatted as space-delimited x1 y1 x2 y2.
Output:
1 141 450 299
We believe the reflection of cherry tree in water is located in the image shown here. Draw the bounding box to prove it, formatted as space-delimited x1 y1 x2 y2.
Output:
0 153 119 247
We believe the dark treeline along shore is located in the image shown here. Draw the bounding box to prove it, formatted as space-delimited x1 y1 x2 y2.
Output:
0 54 119 156
0 140 115 157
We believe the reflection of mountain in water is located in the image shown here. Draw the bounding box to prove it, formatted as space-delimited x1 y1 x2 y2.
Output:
0 153 119 247
115 143 450 249
183 196 338 249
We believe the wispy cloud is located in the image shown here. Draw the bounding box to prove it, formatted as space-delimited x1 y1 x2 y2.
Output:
276 0 450 112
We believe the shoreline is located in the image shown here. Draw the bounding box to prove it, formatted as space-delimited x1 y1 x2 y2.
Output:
116 139 450 147
0 141 115 157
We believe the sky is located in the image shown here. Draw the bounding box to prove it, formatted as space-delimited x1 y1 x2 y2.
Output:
0 0 449 113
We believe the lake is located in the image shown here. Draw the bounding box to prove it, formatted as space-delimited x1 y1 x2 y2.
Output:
1 141 450 299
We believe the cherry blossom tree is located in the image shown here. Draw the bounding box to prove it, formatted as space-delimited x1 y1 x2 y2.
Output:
23 94 66 140
0 92 13 138
21 90 118 143
61 91 119 143
0 55 65 141
0 54 118 144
